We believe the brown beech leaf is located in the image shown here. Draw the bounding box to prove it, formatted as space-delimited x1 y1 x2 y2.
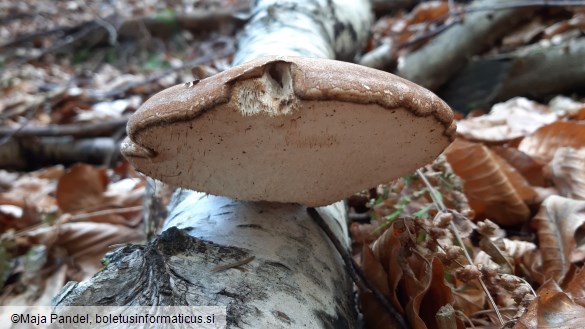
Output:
548 147 585 200
518 121 585 164
565 267 585 307
360 243 398 329
492 152 538 206
456 98 558 143
23 222 144 279
452 281 485 316
531 196 585 283
491 146 545 186
0 176 56 210
402 254 461 329
56 163 109 213
515 279 585 329
402 252 431 329
419 258 462 329
444 139 532 225
371 227 405 313
407 1 449 25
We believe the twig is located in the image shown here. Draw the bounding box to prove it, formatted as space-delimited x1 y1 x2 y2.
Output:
68 206 143 222
307 208 408 329
0 26 76 50
416 169 505 326
0 116 129 138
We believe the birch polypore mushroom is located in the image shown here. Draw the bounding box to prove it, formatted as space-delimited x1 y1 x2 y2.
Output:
121 56 455 206
103 1 454 327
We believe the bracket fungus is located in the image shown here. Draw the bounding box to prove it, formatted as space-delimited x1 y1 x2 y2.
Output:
122 56 456 206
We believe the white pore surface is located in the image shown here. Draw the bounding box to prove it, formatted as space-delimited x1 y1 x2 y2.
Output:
134 100 446 206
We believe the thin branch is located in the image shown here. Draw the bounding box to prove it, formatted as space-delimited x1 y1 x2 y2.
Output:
307 208 408 329
416 169 505 326
68 206 143 222
0 116 129 138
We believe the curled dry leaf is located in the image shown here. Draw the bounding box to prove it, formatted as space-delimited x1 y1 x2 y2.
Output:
456 97 558 143
444 139 534 225
360 243 397 329
565 266 585 307
22 221 144 279
403 254 459 329
515 279 585 329
531 196 585 283
548 147 585 200
371 227 405 314
518 121 585 164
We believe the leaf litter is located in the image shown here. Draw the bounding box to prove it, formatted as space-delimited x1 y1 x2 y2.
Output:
1 0 585 328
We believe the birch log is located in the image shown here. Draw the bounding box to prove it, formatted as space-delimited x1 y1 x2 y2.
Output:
396 0 534 91
54 1 373 328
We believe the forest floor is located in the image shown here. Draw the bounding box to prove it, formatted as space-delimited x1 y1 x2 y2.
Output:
1 1 585 328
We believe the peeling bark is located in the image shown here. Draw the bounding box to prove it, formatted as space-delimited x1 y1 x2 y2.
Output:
54 1 373 328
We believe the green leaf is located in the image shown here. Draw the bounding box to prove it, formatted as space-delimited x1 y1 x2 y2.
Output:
413 204 434 219
384 209 403 222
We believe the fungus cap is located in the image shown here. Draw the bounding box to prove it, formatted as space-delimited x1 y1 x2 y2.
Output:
122 56 456 206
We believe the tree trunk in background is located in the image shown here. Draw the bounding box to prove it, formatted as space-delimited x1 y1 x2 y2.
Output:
53 1 372 328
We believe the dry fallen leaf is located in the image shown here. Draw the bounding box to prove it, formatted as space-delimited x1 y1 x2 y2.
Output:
56 163 108 213
452 281 485 316
360 242 397 329
548 147 585 200
371 227 405 314
444 139 533 225
491 146 545 187
518 121 585 164
531 196 585 283
22 221 144 279
456 97 559 143
407 1 449 25
515 279 585 329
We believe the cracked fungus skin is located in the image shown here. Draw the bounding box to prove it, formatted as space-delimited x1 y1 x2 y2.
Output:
122 56 456 206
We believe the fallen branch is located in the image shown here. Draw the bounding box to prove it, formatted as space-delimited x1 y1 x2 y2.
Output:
0 137 120 170
440 37 585 112
397 0 536 90
0 116 129 138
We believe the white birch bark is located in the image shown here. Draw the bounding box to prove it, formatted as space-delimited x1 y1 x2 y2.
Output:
54 1 373 328
234 0 371 64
